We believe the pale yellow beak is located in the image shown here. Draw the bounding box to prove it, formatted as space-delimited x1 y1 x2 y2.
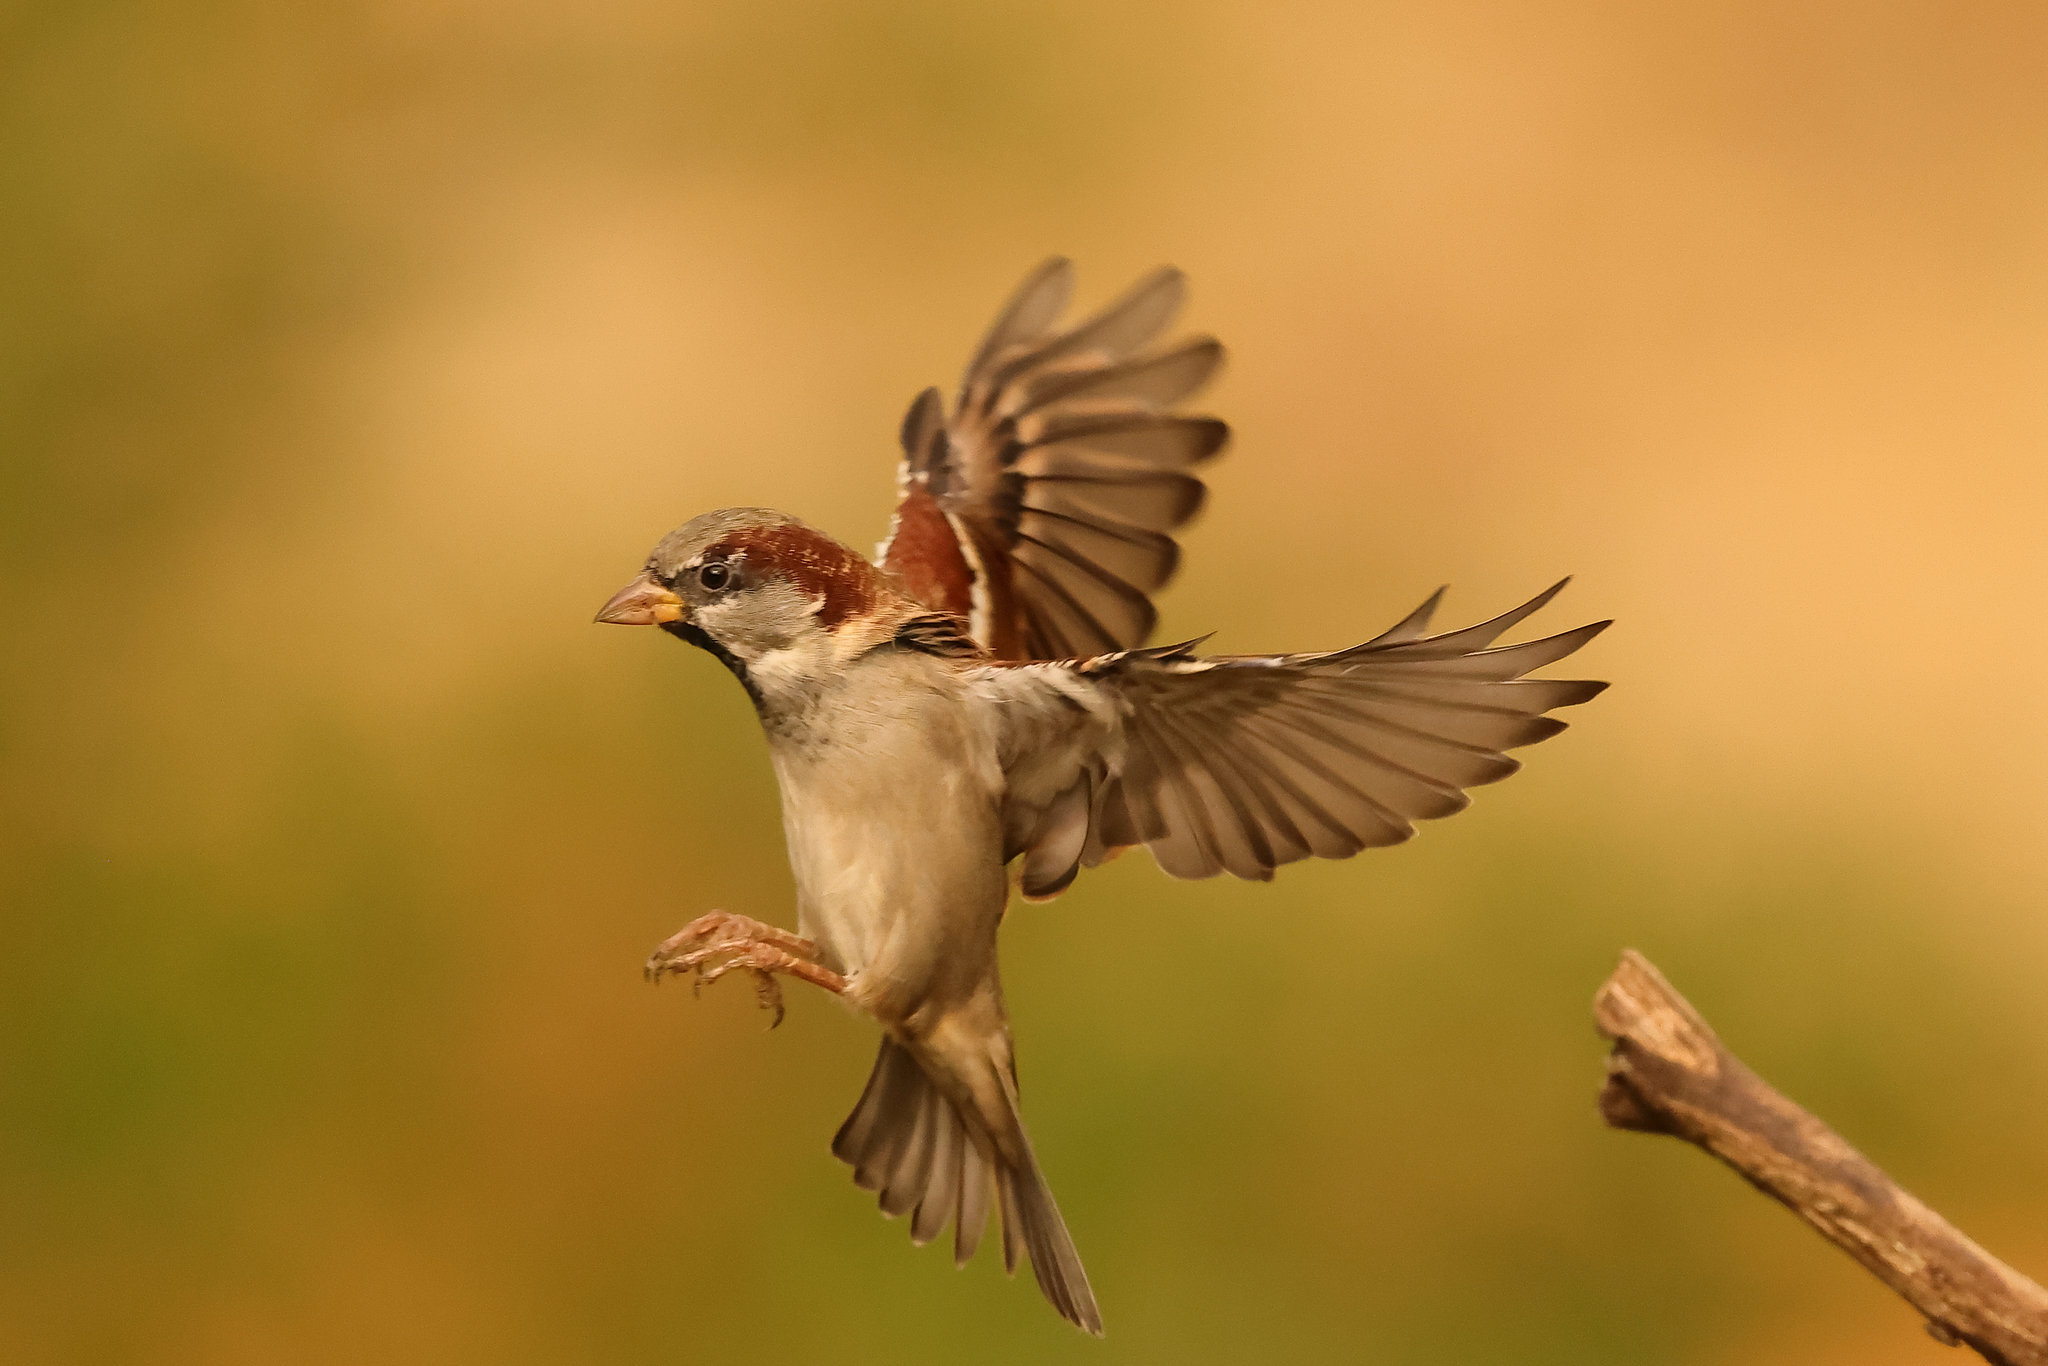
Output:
595 571 686 626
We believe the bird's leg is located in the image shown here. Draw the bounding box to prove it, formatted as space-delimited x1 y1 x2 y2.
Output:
643 911 847 1028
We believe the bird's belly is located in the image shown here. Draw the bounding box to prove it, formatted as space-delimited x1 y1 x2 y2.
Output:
776 769 1005 1013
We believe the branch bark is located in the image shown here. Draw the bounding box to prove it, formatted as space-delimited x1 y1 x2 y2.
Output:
1594 949 2048 1366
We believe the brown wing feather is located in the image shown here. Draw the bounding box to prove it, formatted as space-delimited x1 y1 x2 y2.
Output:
1001 583 1609 896
879 260 1228 661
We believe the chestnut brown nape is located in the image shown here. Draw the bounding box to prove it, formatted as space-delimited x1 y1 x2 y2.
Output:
704 521 886 630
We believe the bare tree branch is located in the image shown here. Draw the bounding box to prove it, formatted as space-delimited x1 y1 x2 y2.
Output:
1594 949 2048 1366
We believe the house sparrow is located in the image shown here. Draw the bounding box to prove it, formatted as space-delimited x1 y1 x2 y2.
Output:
596 261 1608 1334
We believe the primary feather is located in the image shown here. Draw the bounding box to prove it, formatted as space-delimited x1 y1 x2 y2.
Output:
979 582 1609 896
879 258 1228 661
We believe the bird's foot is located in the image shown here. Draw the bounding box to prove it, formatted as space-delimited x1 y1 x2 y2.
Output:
644 911 816 972
644 911 847 1028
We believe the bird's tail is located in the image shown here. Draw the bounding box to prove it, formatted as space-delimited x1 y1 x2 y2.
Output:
831 1035 1102 1335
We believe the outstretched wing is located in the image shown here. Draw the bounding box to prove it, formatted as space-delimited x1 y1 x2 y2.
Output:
878 259 1228 662
978 582 1610 899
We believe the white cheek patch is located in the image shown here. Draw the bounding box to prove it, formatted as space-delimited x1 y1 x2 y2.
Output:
691 579 830 669
690 597 758 662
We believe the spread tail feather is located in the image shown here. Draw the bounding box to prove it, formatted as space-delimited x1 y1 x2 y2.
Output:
832 1036 1102 1335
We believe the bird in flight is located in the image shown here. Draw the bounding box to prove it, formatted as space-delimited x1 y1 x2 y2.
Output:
596 260 1608 1334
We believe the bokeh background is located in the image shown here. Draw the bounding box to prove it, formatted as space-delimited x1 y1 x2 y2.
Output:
6 2 2048 1362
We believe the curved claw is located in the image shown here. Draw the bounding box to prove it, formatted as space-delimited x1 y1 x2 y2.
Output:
694 954 788 1027
753 971 786 1029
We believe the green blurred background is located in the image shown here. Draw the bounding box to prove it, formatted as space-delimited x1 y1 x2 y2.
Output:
6 2 2047 1362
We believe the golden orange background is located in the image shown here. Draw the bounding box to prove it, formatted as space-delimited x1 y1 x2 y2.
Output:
5 3 2047 1362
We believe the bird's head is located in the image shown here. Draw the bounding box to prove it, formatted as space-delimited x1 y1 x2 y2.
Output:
596 508 898 701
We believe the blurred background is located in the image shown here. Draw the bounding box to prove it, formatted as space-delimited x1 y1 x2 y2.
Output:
5 2 2047 1362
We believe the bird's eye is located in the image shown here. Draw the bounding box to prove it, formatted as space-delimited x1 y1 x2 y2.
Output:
697 561 732 592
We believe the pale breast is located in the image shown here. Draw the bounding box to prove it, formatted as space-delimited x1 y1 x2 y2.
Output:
766 650 1009 1011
